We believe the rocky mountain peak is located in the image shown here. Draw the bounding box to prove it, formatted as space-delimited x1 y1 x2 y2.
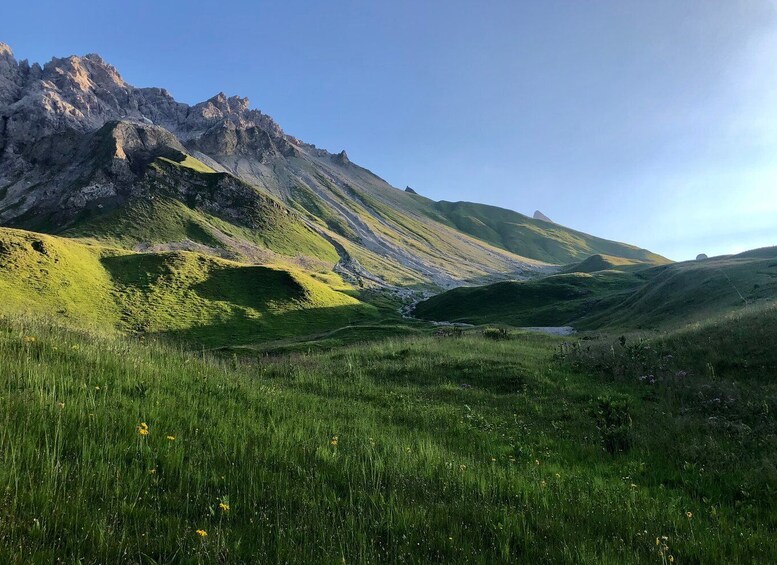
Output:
0 42 20 105
334 150 350 165
0 42 14 62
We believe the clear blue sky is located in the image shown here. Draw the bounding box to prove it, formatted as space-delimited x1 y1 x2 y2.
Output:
5 0 777 260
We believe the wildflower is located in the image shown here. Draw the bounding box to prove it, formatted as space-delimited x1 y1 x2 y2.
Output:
138 422 149 436
23 336 36 343
149 468 157 474
405 447 412 453
535 459 540 466
219 502 230 512
686 511 693 519
655 538 660 546
459 464 467 471
668 557 674 563
195 529 208 537
166 436 176 441
555 473 561 479
491 457 497 462
57 402 65 409
330 436 338 446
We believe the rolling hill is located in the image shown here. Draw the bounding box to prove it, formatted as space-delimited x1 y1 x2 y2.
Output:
414 248 777 330
0 227 376 346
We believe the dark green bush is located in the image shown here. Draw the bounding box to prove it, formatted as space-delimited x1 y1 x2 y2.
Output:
483 327 510 340
595 395 633 454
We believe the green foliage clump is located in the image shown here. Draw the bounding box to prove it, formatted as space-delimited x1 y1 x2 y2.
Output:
482 327 511 340
595 395 633 454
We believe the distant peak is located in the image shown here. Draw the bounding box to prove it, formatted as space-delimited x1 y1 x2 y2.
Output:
0 42 14 60
205 92 250 113
82 53 106 63
405 186 418 194
334 150 350 165
533 210 553 223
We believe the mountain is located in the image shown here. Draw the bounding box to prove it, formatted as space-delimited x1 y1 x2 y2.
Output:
0 42 666 292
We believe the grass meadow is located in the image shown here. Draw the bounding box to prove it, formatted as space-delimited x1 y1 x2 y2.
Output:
1 306 775 563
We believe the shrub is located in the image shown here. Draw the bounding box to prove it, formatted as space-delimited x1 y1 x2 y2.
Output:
595 395 633 454
483 327 510 340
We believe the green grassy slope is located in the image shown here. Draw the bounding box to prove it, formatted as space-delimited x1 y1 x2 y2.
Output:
64 157 340 266
0 308 774 562
414 249 777 330
562 253 645 273
414 271 643 327
578 249 777 330
0 227 375 346
426 200 669 265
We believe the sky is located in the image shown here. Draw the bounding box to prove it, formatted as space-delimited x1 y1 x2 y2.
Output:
4 0 777 260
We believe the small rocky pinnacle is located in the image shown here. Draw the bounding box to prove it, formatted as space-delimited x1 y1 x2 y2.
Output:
334 150 350 165
404 186 418 194
533 210 553 223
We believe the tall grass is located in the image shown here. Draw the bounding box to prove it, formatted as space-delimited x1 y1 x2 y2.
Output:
0 314 775 562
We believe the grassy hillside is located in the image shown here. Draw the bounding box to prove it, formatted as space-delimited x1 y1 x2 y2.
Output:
65 157 341 266
414 249 777 330
0 307 774 562
0 227 375 346
414 271 642 327
427 201 669 265
563 253 645 273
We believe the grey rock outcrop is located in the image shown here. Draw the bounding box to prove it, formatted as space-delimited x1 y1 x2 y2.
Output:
696 253 708 261
533 210 553 223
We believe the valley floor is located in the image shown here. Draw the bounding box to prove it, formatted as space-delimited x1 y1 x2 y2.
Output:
1 305 775 563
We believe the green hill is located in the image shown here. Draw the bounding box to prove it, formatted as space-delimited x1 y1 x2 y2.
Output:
413 271 643 327
0 227 375 346
414 249 777 330
562 253 645 273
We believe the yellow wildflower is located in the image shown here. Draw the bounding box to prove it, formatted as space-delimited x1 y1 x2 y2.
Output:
166 436 176 441
219 502 230 512
330 436 338 446
195 529 208 537
138 422 149 436
686 511 693 519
